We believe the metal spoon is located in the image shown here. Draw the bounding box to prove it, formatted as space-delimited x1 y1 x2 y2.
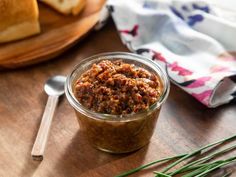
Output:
31 75 66 161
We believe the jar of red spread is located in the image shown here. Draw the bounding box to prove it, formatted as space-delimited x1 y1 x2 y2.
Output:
65 52 170 153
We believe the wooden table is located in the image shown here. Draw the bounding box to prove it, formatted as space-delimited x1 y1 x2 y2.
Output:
1 21 236 177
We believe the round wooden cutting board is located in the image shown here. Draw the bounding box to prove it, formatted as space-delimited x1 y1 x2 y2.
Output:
0 0 106 69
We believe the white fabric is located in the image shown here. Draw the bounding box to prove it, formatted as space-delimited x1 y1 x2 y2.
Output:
98 0 236 107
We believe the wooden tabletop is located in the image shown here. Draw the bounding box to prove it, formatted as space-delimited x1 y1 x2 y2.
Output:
1 21 236 177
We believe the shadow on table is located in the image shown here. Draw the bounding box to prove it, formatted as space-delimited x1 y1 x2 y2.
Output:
17 92 46 177
19 156 41 177
78 141 152 177
53 130 149 177
165 84 236 135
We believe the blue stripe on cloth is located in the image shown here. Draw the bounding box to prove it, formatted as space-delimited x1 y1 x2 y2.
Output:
188 14 204 26
170 6 184 20
192 3 210 13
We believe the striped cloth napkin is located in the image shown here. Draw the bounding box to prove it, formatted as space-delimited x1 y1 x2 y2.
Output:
98 0 236 107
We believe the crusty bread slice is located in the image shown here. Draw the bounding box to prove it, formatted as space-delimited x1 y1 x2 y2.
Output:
0 0 40 43
40 0 86 15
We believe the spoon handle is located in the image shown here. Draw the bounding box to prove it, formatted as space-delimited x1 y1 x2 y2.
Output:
31 95 59 161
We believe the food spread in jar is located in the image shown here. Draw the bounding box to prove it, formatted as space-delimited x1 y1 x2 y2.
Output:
74 60 162 115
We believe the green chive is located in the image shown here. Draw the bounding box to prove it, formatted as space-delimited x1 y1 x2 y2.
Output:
169 144 236 175
115 134 236 177
115 154 185 177
161 134 236 173
195 158 236 177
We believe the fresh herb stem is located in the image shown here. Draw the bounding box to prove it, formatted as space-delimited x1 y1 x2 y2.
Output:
115 135 236 177
169 144 236 175
167 161 217 176
181 156 236 177
161 134 236 173
153 172 171 177
222 171 232 177
182 162 218 177
115 154 186 177
195 158 236 177
167 161 221 175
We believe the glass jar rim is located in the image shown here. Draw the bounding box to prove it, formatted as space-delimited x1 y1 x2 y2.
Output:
65 52 170 121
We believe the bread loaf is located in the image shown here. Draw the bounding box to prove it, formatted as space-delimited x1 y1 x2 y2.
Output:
40 0 86 15
0 0 40 43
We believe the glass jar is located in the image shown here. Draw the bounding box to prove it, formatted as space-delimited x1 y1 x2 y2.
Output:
65 52 170 153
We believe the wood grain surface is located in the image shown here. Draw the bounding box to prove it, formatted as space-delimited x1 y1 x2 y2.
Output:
0 0 105 69
0 21 236 177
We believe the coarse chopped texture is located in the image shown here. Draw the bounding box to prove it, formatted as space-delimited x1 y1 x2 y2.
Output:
74 60 162 115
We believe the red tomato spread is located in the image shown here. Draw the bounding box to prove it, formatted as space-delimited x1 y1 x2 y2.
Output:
74 60 162 115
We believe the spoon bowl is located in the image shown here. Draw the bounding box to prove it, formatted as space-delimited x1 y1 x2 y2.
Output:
44 76 66 96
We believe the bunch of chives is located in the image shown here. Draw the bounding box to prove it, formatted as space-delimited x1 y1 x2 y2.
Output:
116 134 236 177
